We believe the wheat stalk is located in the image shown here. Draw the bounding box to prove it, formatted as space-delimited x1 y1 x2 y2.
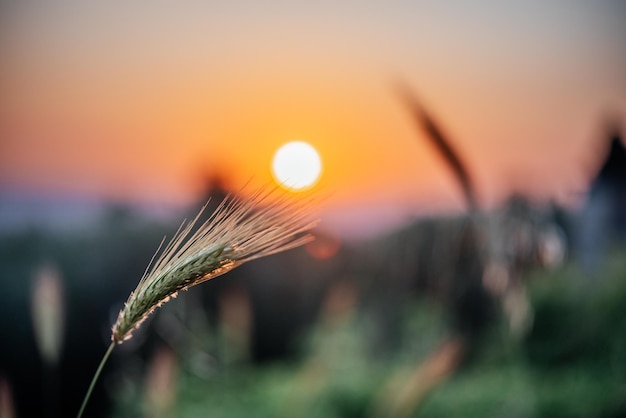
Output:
78 188 317 417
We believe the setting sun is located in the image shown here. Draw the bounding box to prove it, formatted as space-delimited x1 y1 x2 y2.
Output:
271 141 322 191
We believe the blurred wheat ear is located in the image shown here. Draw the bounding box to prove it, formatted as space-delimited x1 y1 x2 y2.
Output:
78 188 317 418
31 263 65 366
395 82 477 212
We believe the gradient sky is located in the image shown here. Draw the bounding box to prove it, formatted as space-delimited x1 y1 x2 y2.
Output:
1 1 625 236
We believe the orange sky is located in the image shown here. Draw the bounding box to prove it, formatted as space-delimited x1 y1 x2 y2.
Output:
1 1 625 236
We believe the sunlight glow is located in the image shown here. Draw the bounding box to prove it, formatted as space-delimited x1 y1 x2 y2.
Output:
271 141 322 191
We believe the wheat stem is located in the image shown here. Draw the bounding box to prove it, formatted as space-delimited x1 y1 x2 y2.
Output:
77 341 115 418
77 189 316 416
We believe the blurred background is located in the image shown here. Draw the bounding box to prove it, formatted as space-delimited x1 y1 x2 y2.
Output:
1 1 626 417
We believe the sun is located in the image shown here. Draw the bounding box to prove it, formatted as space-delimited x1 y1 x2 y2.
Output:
271 141 322 191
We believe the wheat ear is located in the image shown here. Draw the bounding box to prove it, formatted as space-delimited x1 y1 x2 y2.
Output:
113 188 316 343
78 189 317 418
